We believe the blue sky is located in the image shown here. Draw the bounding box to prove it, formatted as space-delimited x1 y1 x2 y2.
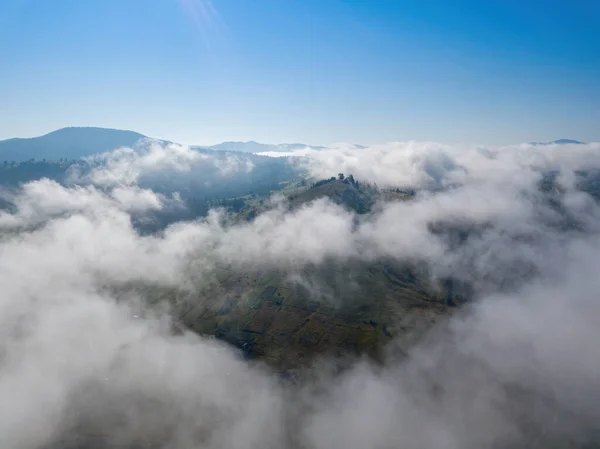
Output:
0 0 599 145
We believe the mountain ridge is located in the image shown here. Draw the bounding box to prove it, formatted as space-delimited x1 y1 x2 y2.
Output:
0 128 326 161
0 127 588 162
530 139 585 145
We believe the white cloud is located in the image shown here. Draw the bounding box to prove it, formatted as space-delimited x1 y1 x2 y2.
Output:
1 140 600 447
0 179 163 230
284 140 600 190
67 139 210 187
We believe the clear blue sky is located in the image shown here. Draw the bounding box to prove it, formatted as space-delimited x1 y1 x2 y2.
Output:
0 0 599 145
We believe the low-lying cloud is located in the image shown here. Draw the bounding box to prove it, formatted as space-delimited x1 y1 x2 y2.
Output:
67 139 255 188
1 140 600 448
275 140 600 190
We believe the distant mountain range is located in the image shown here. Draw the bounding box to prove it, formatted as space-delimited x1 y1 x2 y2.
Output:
204 141 327 153
530 139 585 146
0 127 327 162
0 127 588 162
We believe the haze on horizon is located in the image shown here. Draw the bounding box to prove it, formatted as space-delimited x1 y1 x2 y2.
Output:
1 0 599 145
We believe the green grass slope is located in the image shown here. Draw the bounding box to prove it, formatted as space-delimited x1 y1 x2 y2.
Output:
179 262 451 371
173 177 454 371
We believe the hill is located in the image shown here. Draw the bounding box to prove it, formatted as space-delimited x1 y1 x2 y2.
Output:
175 260 452 373
288 176 374 213
0 127 147 162
167 176 455 373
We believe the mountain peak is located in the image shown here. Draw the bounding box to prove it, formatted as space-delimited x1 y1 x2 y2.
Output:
552 139 584 145
0 127 147 161
42 126 144 137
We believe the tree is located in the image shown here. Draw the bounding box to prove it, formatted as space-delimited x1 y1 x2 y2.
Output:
338 173 345 180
